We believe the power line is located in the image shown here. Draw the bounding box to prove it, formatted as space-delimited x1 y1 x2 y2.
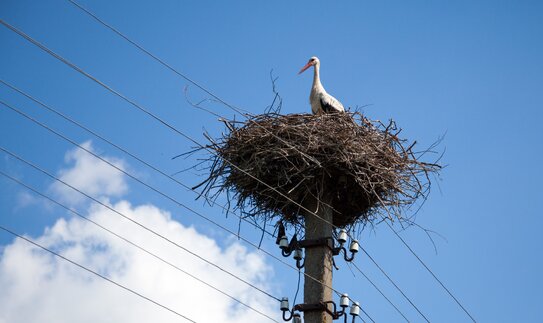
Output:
384 221 476 322
350 262 410 322
0 224 197 323
0 79 276 239
360 307 376 323
64 0 249 115
361 248 430 323
0 144 281 303
0 170 279 322
0 18 196 148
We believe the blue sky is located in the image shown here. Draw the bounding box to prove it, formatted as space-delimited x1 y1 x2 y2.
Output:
1 1 542 322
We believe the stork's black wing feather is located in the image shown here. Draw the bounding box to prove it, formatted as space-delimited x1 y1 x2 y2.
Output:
319 97 333 113
320 97 339 113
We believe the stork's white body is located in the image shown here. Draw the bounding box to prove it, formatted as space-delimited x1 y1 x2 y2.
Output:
299 56 345 115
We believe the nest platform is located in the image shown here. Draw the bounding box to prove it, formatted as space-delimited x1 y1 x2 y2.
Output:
197 112 440 229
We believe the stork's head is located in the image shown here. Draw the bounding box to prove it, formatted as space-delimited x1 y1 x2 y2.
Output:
298 56 320 74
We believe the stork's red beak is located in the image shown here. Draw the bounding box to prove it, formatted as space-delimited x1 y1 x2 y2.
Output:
298 62 312 74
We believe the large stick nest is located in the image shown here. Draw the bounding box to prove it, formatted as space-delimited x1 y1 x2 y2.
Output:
197 112 440 229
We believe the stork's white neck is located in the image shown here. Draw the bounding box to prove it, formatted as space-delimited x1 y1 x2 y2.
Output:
312 63 322 89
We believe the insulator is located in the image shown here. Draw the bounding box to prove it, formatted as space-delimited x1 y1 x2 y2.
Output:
280 297 289 311
350 302 360 316
293 313 302 323
340 293 350 308
293 248 303 261
337 229 348 245
279 236 289 250
349 240 359 253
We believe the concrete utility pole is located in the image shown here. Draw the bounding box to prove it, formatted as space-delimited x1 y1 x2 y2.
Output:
302 196 334 323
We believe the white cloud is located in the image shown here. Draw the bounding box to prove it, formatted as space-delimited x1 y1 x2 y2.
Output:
50 141 128 206
0 143 278 323
16 190 42 209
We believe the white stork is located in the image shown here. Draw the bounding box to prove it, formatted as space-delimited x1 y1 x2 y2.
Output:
298 56 345 115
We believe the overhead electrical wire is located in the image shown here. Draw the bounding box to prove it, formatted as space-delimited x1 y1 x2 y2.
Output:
349 262 410 322
63 0 250 116
360 248 430 322
0 142 280 303
360 308 376 323
0 170 279 322
0 224 198 323
0 79 276 238
384 221 476 322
